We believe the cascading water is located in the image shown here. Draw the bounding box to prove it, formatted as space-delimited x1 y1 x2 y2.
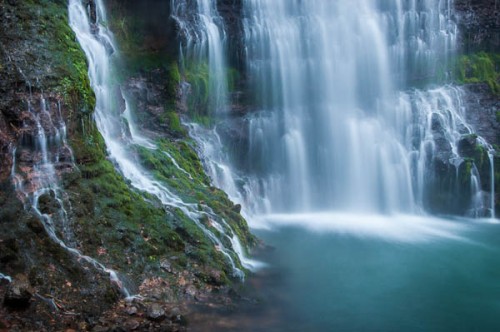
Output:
10 92 130 296
193 0 494 218
69 0 253 276
0 273 12 283
171 0 228 113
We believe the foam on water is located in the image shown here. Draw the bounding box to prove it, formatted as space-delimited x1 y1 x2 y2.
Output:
257 212 469 243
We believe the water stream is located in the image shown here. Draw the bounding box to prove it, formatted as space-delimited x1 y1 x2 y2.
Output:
69 0 253 277
10 92 130 296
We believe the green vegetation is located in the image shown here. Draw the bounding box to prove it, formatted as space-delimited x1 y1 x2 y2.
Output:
459 158 474 187
66 118 245 281
181 61 241 123
14 0 254 283
227 67 241 94
104 1 176 78
165 111 185 135
456 52 500 94
184 61 211 118
135 139 256 250
12 0 96 114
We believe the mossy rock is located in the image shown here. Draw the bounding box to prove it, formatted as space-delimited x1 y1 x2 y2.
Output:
456 52 500 94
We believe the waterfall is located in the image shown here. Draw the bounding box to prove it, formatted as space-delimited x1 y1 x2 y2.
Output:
185 0 495 221
171 0 228 113
201 0 491 217
69 0 254 276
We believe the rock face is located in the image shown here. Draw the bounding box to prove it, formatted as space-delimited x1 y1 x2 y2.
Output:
462 83 500 146
455 0 500 52
453 0 499 216
461 84 500 216
218 0 245 66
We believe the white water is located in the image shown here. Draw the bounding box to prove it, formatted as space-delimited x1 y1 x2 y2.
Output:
0 273 12 283
258 213 469 243
69 0 255 277
182 0 497 232
240 0 448 214
190 0 491 219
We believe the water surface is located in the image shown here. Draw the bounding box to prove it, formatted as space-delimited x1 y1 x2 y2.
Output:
191 215 500 331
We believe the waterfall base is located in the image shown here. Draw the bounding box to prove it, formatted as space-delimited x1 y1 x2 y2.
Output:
189 216 500 331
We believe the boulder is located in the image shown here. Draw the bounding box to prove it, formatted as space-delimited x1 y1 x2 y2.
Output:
3 274 32 309
147 303 166 321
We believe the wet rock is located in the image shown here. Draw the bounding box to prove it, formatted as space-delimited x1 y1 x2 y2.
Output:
150 288 164 300
0 238 19 264
462 83 500 146
458 134 478 158
123 319 140 330
0 271 12 286
37 191 61 215
147 303 166 321
26 216 45 235
3 275 32 309
455 0 500 51
87 0 97 25
170 307 181 320
185 285 197 297
125 305 138 315
160 258 172 273
208 269 224 286
232 204 242 213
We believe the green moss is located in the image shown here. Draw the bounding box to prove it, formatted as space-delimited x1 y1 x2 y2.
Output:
456 52 500 94
183 61 211 117
169 62 181 86
47 3 95 112
67 122 254 278
166 111 185 135
227 67 240 93
460 159 474 186
181 62 241 123
134 138 256 252
66 129 191 277
12 0 95 114
163 60 182 101
103 4 176 79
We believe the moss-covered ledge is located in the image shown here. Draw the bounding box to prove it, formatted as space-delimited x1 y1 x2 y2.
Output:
455 52 500 95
